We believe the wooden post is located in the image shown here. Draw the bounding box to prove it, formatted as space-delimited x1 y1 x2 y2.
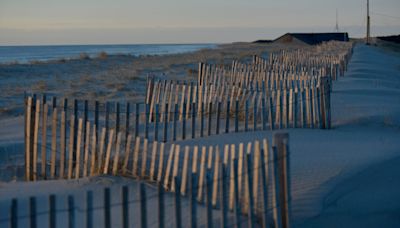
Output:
157 143 165 183
59 107 66 179
103 129 114 175
104 188 111 228
86 190 93 228
50 106 57 179
49 194 56 228
197 146 207 202
33 99 40 180
89 124 97 176
163 144 175 189
229 144 236 210
75 118 83 178
180 146 190 195
112 132 122 175
41 100 48 178
271 146 282 228
122 134 132 175
253 140 261 212
139 183 148 228
68 195 75 228
68 115 75 179
25 97 32 181
150 141 158 181
141 138 149 178
132 136 141 177
212 147 220 207
97 128 106 173
273 133 291 228
145 103 149 139
268 96 274 130
171 145 181 192
82 121 90 177
174 177 182 228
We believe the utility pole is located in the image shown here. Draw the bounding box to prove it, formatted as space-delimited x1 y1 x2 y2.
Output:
335 9 339 32
366 0 371 45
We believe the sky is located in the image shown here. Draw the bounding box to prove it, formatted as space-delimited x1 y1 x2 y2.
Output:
0 0 399 45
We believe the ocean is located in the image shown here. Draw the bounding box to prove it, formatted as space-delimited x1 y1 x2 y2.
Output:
0 43 216 64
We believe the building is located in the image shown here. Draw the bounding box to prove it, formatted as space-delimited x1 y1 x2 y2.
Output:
274 33 349 45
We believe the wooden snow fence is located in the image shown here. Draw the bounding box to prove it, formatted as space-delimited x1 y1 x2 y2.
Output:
17 130 291 228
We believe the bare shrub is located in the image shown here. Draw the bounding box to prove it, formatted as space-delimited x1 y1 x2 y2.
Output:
98 51 108 59
79 52 90 60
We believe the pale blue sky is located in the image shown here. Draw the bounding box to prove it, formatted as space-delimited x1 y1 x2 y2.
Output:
0 0 399 45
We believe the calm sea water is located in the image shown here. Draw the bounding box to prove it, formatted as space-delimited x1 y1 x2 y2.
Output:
0 43 216 64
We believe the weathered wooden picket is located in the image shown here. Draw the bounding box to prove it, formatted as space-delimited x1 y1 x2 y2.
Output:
9 133 291 228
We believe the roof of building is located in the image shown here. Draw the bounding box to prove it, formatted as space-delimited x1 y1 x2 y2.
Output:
274 32 349 45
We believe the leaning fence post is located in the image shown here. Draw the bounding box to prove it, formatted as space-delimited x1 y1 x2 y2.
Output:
86 190 93 228
145 103 149 139
207 102 212 136
49 194 56 228
25 97 32 181
273 133 291 228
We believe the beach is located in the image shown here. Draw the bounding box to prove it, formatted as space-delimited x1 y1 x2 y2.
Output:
0 41 400 227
